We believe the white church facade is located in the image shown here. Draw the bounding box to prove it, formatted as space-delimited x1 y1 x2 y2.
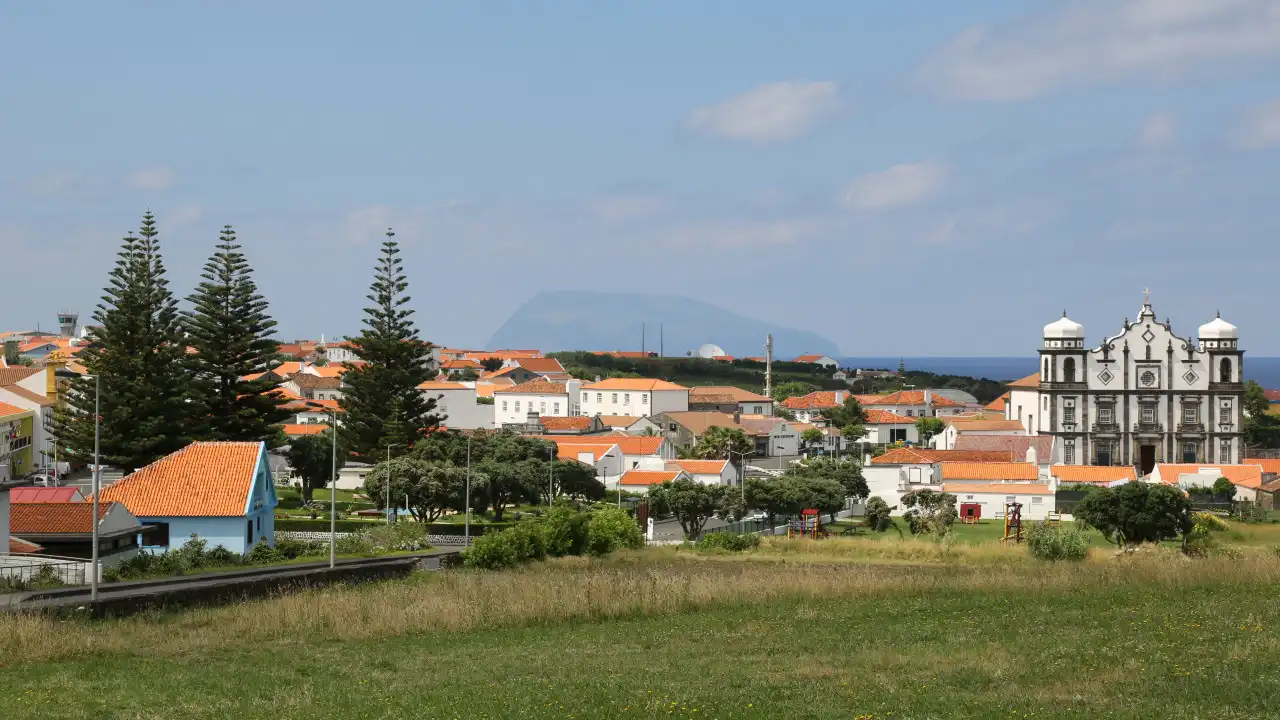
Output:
1005 297 1244 475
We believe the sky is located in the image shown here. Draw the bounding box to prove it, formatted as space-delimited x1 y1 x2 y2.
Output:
3 1 1280 356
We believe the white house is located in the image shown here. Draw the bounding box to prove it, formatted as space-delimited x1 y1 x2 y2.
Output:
779 390 883 424
931 416 1027 450
494 379 582 426
944 483 1056 521
549 439 625 487
861 409 918 445
0 366 56 469
864 390 966 418
579 378 689 418
1148 463 1264 502
553 435 675 474
792 354 839 368
418 380 494 430
665 459 738 486
688 386 774 416
617 469 690 494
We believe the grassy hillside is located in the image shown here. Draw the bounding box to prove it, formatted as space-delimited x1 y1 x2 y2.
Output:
3 531 1278 719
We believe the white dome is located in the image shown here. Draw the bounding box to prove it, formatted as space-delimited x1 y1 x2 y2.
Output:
1043 313 1085 339
695 343 727 359
1198 313 1237 340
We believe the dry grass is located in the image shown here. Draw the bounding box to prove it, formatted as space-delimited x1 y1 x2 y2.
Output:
4 543 1279 669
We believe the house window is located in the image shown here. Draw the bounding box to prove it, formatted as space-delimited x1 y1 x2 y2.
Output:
1141 407 1155 424
1042 357 1049 379
889 428 906 443
1096 442 1113 466
148 522 171 548
1182 442 1197 463
1044 397 1049 410
642 394 648 404
1220 405 1231 425
597 393 603 402
540 402 546 414
1220 358 1233 383
1183 406 1198 424
515 401 521 413
1099 407 1113 425
1063 357 1076 383
1063 406 1076 424
583 392 589 403
1221 440 1231 462
553 403 560 414
1031 497 1043 505
501 401 508 412
1005 496 1016 504
1064 440 1075 465
624 393 630 404
612 393 618 403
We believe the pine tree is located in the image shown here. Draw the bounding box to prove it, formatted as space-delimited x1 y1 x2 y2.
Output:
185 225 292 444
339 229 441 457
53 212 194 472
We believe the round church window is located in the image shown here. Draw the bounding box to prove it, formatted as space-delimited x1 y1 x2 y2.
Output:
1141 370 1156 387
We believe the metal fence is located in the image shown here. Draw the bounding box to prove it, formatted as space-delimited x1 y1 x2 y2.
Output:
0 555 87 589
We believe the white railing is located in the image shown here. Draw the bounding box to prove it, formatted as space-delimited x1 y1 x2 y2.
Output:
0 554 88 587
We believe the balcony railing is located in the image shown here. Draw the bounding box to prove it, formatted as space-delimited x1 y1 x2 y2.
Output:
1091 422 1120 433
1133 422 1164 434
1177 422 1205 433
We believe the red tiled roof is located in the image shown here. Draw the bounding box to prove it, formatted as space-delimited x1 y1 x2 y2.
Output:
9 502 114 534
513 358 567 374
943 482 1054 496
583 378 688 391
549 435 665 456
1008 373 1041 389
870 390 959 406
954 435 1052 459
1156 464 1264 490
549 440 620 462
10 487 84 503
98 441 264 517
0 366 42 387
1244 458 1280 475
780 391 880 410
619 470 682 486
463 350 542 361
540 417 594 431
865 409 915 424
443 359 483 370
941 462 1039 481
793 354 830 363
9 536 44 554
597 415 641 427
419 380 467 390
282 423 328 437
1263 390 1280 402
871 447 1016 465
689 386 771 403
589 351 656 359
496 379 567 395
0 400 30 419
985 393 1009 412
1052 465 1137 484
666 459 728 475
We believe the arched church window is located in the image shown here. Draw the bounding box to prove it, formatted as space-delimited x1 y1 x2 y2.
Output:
1063 357 1076 383
1220 358 1232 383
1043 358 1049 379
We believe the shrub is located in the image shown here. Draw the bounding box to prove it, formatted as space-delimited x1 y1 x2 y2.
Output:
245 539 284 565
463 531 521 570
696 532 761 553
361 523 432 553
505 522 549 561
1192 512 1228 532
864 496 893 532
335 533 375 556
273 538 325 560
586 508 644 557
1026 522 1089 561
274 518 380 533
542 506 590 557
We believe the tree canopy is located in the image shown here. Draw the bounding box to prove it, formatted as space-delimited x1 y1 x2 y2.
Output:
1074 482 1193 548
648 478 731 540
914 417 945 445
286 431 346 502
364 457 469 522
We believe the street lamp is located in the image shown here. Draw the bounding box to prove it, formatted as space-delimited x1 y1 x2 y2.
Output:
55 368 96 597
547 445 555 506
384 443 398 525
304 401 339 569
464 434 472 543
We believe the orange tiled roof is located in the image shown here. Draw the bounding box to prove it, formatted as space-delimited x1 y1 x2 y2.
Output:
0 366 42 386
463 350 542 361
540 417 594 431
780 391 880 410
985 393 1009 412
597 415 641 427
666 459 728 475
941 462 1039 481
589 351 656 359
311 365 346 378
1052 465 1137 484
619 470 682 486
1008 373 1041 389
9 536 44 553
10 487 84 503
1156 464 1264 490
496 379 567 395
943 482 1054 496
443 359 483 370
9 502 114 534
870 390 959 406
549 435 665 456
689 386 771 403
419 380 467 390
550 440 620 462
942 417 1026 432
793 354 830 363
282 424 328 437
1244 458 1280 475
99 442 264 517
872 447 1016 465
583 378 688 391
865 408 915 424
512 357 566 374
269 361 306 377
0 400 31 419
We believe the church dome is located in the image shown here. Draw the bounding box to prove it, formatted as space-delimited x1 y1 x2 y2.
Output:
1043 313 1085 339
1198 313 1237 340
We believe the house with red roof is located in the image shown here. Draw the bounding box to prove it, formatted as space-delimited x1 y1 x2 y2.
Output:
579 378 689 417
665 459 736 486
98 441 278 554
617 469 690 493
792 354 838 368
8 501 144 563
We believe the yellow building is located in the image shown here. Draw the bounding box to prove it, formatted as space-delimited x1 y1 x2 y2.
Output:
1 401 36 484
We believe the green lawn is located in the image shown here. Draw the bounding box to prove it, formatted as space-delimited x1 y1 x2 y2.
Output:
2 547 1278 718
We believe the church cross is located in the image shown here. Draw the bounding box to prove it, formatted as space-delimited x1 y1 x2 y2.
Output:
1143 287 1151 305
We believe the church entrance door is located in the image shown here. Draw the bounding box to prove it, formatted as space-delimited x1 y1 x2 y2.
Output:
1139 445 1156 476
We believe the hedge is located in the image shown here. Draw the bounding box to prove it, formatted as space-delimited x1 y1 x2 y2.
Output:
273 518 514 535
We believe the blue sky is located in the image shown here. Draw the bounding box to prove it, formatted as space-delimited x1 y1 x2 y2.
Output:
4 1 1280 355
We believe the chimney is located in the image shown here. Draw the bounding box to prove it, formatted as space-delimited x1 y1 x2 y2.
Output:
595 375 602 383
733 410 741 425
924 389 933 405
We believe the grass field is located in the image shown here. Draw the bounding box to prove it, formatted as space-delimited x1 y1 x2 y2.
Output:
2 533 1278 718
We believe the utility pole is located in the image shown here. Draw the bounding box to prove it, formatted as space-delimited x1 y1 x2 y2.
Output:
764 334 774 398
641 323 645 355
659 324 664 358
465 435 471 543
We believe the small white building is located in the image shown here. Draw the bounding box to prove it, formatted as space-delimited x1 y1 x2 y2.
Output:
494 379 582 426
418 381 494 430
1148 463 1264 502
860 409 918 445
865 390 966 419
665 459 738 486
943 483 1056 521
931 416 1027 450
579 378 689 418
688 386 774 416
792 354 839 368
554 435 676 474
549 439 626 487
617 469 690 494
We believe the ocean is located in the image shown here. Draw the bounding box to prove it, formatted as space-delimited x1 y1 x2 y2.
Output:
839 356 1280 388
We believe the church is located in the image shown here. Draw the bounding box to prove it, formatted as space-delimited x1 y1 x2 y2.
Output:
1005 295 1244 475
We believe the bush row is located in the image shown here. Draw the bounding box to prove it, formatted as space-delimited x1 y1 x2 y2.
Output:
1026 522 1090 561
463 507 643 570
696 532 762 553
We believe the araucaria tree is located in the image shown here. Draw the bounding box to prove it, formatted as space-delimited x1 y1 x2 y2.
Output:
340 229 441 457
53 212 194 472
185 225 291 443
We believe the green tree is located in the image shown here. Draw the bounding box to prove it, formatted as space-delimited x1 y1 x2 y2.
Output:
52 212 194 472
1073 482 1193 549
286 431 346 503
549 459 606 503
647 477 730 540
1244 380 1270 418
863 496 896 533
450 368 479 381
479 357 504 373
185 225 292 444
1212 476 1236 499
915 416 945 446
900 489 958 536
821 396 868 429
800 427 824 451
789 457 868 503
2 340 19 366
340 229 441 457
364 457 468 522
771 381 816 404
1242 380 1280 449
692 426 755 476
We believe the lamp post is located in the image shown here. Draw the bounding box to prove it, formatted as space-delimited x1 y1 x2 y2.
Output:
304 401 340 569
91 373 100 601
384 443 397 525
464 434 472 543
547 445 555 506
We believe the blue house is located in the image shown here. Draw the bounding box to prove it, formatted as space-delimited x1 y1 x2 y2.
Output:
99 441 278 554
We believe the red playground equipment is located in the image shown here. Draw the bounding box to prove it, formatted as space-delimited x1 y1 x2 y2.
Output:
959 503 982 524
1001 501 1025 543
787 508 824 539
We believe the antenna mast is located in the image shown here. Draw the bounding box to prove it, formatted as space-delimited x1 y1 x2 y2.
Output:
764 334 774 398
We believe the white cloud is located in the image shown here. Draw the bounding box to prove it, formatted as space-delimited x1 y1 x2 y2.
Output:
127 166 175 191
1139 112 1177 147
919 0 1280 101
339 205 430 246
685 81 840 144
841 162 947 212
1235 99 1280 149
